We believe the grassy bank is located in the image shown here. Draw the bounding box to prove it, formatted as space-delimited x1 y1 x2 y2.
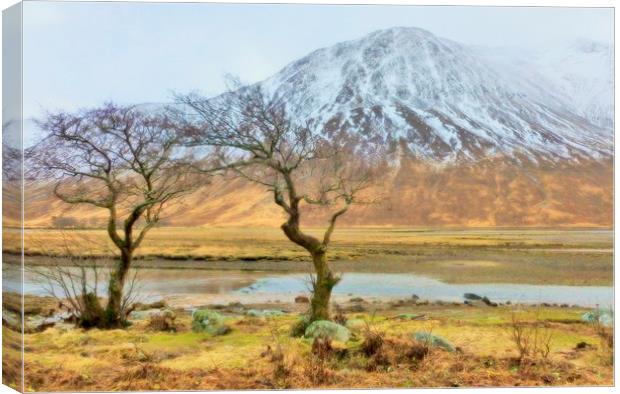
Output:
6 301 612 391
5 227 613 285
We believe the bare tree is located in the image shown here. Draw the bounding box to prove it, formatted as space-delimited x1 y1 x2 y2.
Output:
30 103 193 327
27 233 143 328
2 119 21 182
177 86 385 322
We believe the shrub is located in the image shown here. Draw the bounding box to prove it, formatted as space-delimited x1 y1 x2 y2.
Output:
290 315 311 337
191 309 229 335
147 309 176 332
508 309 553 363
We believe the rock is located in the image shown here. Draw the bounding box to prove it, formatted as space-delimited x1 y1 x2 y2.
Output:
191 309 227 334
345 318 367 333
304 320 350 343
134 300 166 311
464 293 482 301
295 296 310 304
246 309 285 318
575 341 593 350
481 297 498 307
413 332 455 352
2 311 21 331
129 309 161 320
26 316 59 332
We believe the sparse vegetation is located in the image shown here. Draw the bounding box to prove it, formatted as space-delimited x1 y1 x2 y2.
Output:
8 227 613 286
508 308 554 363
6 299 612 391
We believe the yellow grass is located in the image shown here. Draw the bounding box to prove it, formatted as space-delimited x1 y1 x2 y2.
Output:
12 304 613 391
4 227 613 285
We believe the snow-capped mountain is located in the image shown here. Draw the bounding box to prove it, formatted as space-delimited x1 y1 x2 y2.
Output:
477 39 613 130
21 27 613 227
258 27 612 163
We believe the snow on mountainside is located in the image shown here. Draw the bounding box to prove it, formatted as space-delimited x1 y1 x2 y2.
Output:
258 27 612 163
477 39 613 129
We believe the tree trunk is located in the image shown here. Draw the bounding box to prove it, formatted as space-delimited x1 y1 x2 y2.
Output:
104 248 132 327
309 250 339 322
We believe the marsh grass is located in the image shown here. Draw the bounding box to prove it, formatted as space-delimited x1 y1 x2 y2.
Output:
7 227 613 285
10 303 612 391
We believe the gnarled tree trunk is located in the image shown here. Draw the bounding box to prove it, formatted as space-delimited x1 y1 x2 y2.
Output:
280 200 341 322
309 250 340 321
104 248 132 327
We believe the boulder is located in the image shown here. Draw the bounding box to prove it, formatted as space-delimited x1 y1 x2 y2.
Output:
481 296 498 307
2 311 21 331
463 293 482 301
191 309 228 334
134 300 166 311
413 332 455 352
305 320 350 343
295 296 310 304
129 308 165 320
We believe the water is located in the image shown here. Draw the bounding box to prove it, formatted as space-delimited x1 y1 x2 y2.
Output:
9 266 612 307
237 273 613 307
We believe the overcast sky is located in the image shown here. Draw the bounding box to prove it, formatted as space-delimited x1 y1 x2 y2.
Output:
22 2 613 123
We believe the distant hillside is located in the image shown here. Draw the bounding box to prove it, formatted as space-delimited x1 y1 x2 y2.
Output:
17 155 611 228
12 27 613 229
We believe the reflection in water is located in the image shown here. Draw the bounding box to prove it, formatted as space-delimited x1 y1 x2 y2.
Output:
11 266 613 307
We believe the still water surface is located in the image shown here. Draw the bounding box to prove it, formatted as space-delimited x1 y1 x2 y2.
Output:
5 267 612 307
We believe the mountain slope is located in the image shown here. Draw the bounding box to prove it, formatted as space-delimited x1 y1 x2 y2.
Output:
18 27 613 228
477 39 613 129
261 27 611 163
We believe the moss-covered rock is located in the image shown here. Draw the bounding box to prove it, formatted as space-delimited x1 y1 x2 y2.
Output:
305 320 350 343
413 332 455 352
